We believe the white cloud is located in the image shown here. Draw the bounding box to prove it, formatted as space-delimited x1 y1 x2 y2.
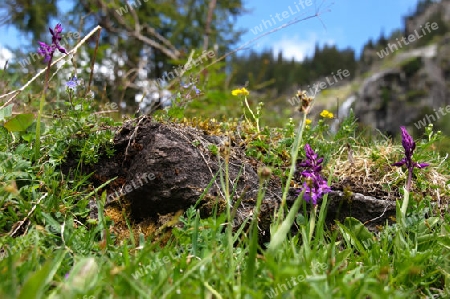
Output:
0 46 14 68
271 33 335 62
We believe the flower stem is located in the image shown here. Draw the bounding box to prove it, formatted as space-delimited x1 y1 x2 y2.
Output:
34 57 52 162
400 168 413 222
400 187 410 220
277 111 308 222
406 166 413 193
244 96 260 133
308 204 317 243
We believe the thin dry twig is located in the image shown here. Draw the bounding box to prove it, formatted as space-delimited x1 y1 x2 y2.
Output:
86 27 102 96
364 203 391 226
10 193 48 237
122 115 147 167
203 0 217 51
97 0 180 59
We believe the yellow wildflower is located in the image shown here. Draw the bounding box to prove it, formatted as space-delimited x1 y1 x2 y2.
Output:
320 110 334 119
231 87 249 96
305 119 312 125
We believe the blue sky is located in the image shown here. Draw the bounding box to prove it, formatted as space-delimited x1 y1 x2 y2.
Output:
234 0 421 60
0 0 420 64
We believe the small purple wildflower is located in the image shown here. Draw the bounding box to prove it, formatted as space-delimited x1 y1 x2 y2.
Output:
180 81 201 98
192 85 201 95
66 76 78 90
295 144 331 205
392 126 429 191
37 23 67 64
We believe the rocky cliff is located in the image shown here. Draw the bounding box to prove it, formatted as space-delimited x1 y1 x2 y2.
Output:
353 1 450 136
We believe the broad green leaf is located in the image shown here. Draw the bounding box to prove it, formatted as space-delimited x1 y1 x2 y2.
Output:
4 113 34 132
343 217 374 244
337 217 374 253
0 104 13 122
21 133 34 142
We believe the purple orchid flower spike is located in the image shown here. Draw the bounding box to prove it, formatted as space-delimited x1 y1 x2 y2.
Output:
38 42 54 63
295 144 331 205
50 23 67 54
298 144 324 173
37 23 67 64
392 126 429 191
49 23 63 40
300 172 331 205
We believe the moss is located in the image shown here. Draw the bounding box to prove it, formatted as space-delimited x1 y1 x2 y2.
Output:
400 56 422 77
381 87 391 107
406 89 428 102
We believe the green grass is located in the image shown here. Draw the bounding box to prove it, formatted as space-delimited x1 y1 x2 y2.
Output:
1 57 450 299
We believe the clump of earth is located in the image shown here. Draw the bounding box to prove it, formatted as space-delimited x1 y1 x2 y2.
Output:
66 116 402 244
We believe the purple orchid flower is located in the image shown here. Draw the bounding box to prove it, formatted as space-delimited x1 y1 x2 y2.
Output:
295 144 331 205
392 126 429 191
37 23 67 64
50 24 63 41
298 144 324 173
50 24 67 54
37 42 54 63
